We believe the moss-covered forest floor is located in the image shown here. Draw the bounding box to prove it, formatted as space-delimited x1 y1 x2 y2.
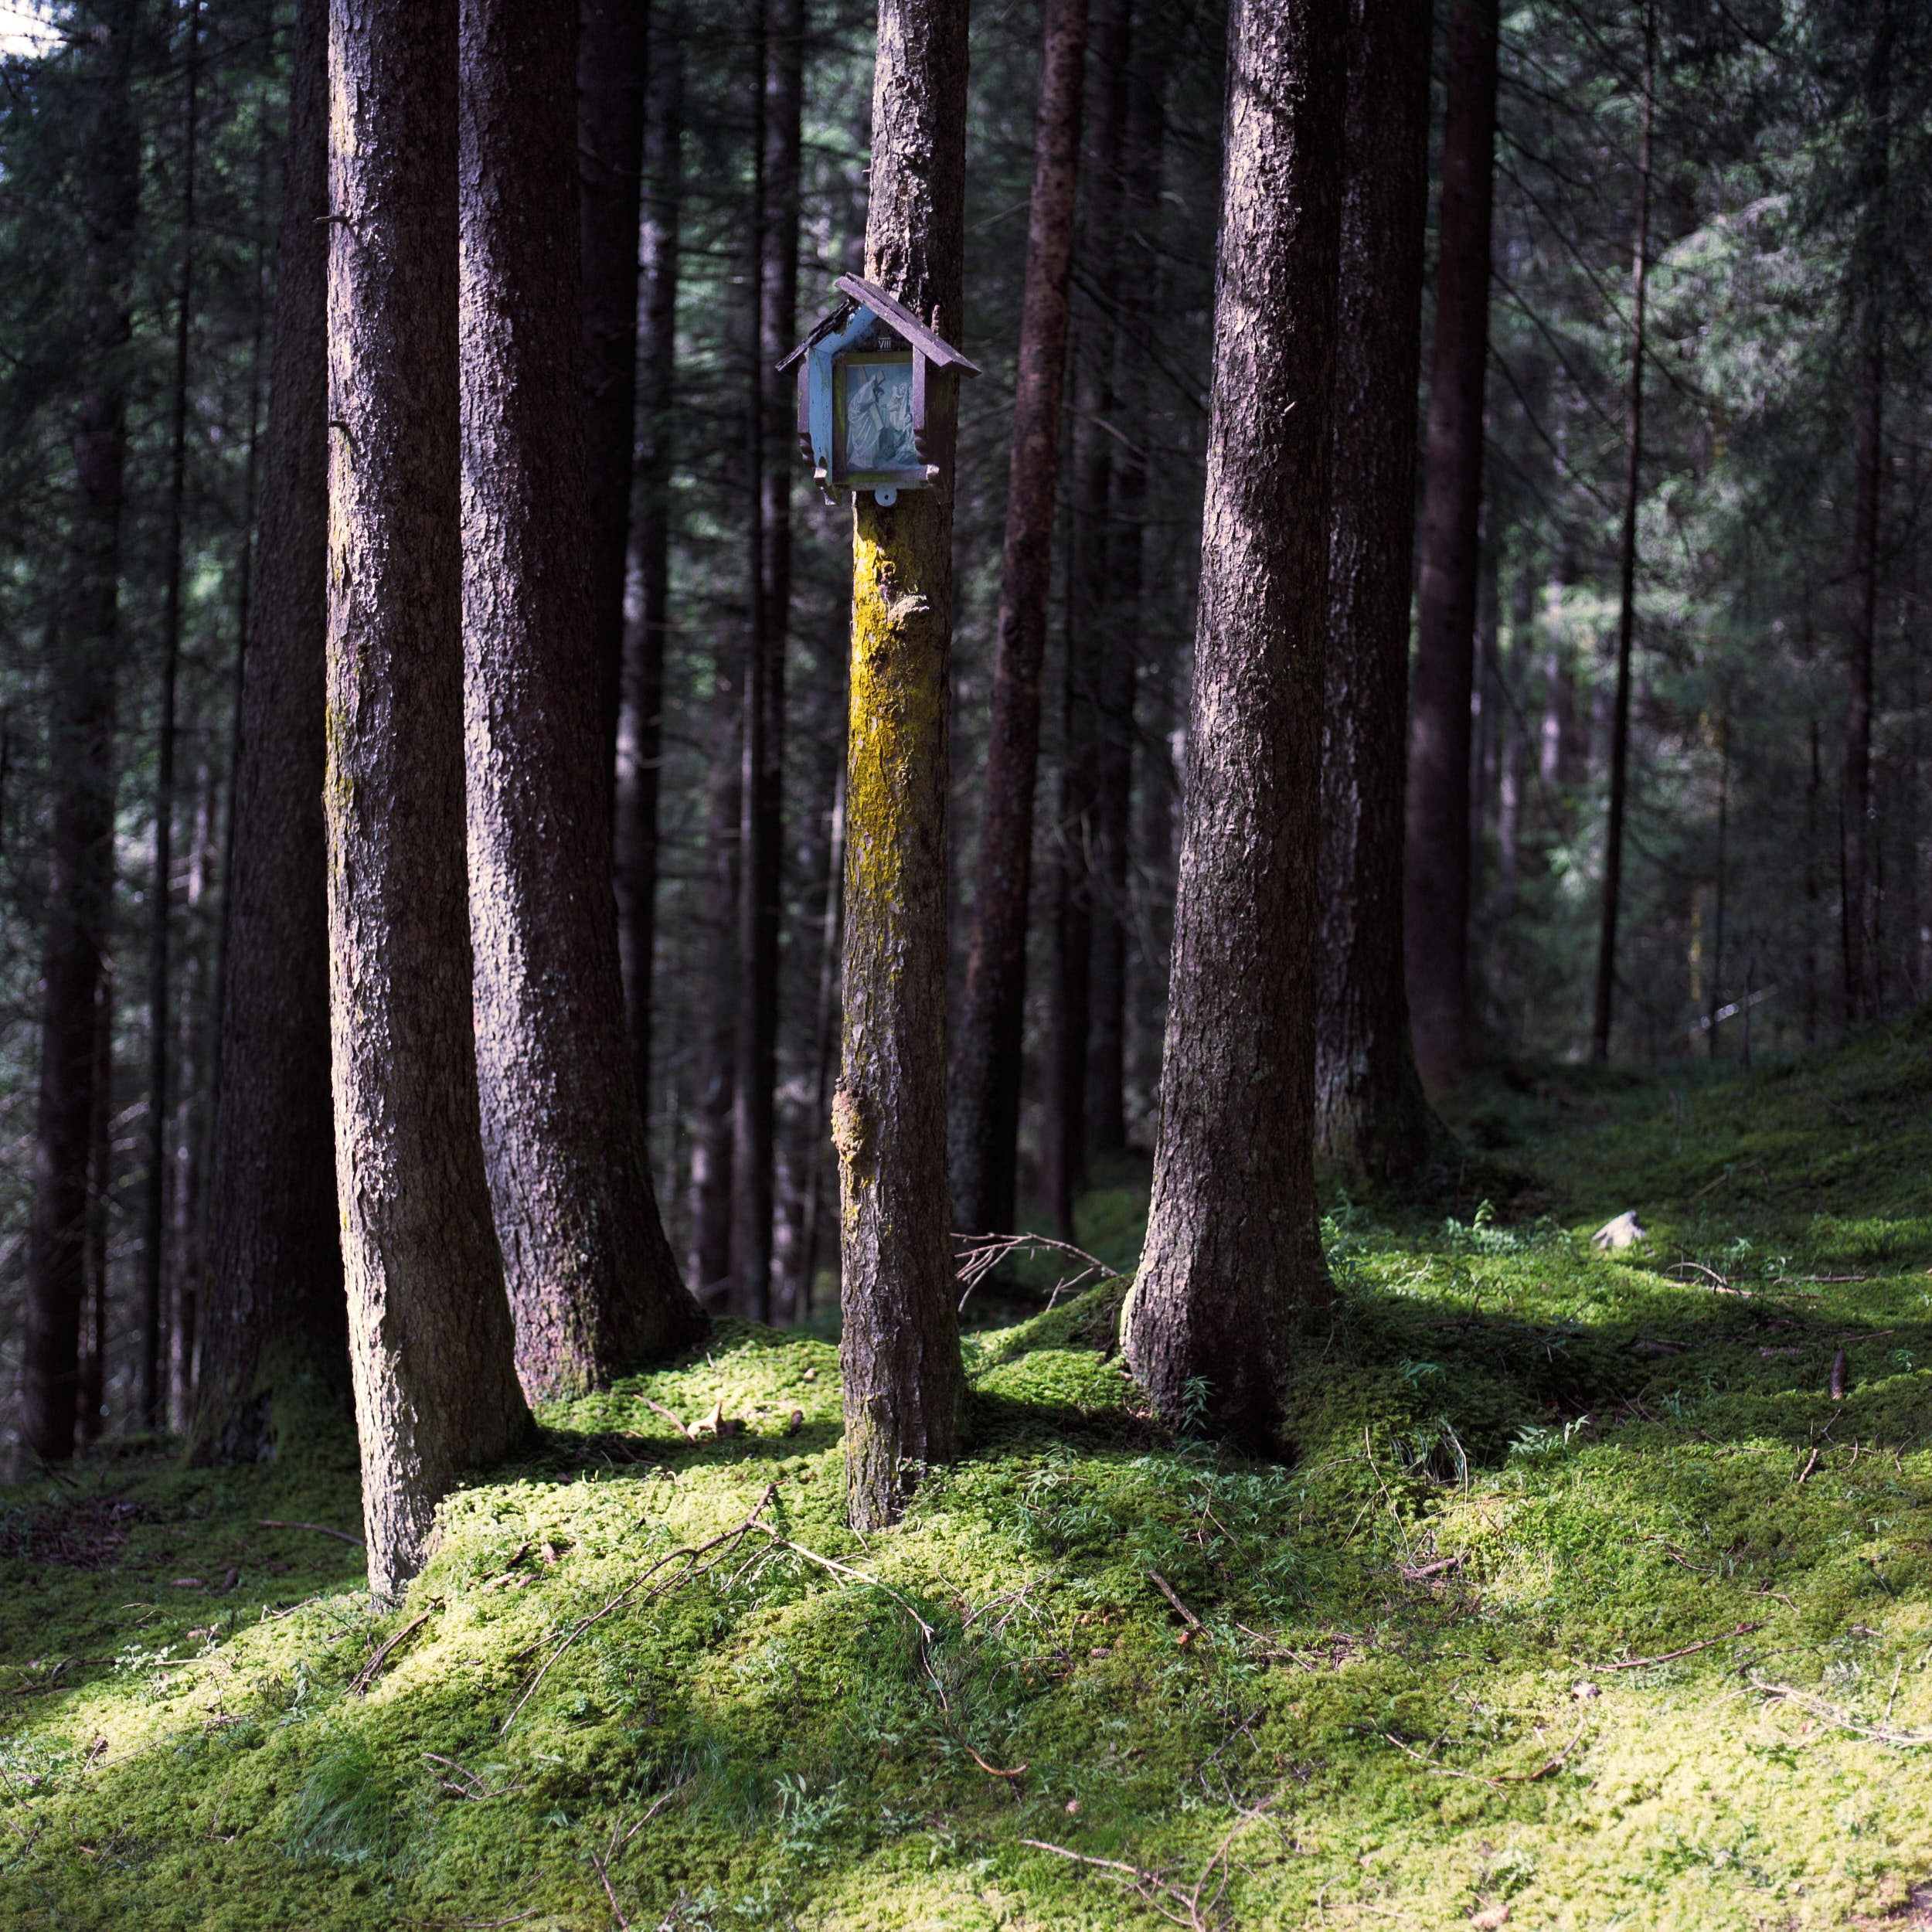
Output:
8 1026 1932 1929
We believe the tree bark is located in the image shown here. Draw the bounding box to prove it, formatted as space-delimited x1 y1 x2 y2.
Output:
25 2 139 1462
1402 0 1498 1093
1046 0 1124 1239
1589 0 1654 1064
689 669 740 1301
948 0 1088 1240
77 964 114 1445
168 764 215 1429
615 8 683 1122
733 0 803 1322
195 0 349 1468
1118 29 1169 1141
141 0 200 1432
1122 0 1345 1447
461 0 705 1400
1313 0 1435 1182
578 0 649 792
328 0 532 1597
1843 0 1890 1028
838 0 970 1530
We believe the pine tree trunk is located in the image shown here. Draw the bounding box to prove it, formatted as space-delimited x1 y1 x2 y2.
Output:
838 0 970 1531
461 0 705 1399
615 9 683 1118
1402 0 1497 1093
1118 32 1169 1139
195 0 349 1468
1313 0 1435 1182
731 0 801 1323
1844 0 1890 1028
77 966 114 1445
949 0 1088 1240
168 765 215 1430
1046 0 1124 1237
1082 0 1145 1162
141 0 200 1432
689 672 740 1301
25 4 140 1462
1589 0 1654 1063
327 0 532 1597
1123 0 1345 1447
578 0 649 789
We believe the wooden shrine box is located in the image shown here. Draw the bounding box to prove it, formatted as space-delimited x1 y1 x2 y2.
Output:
778 274 980 505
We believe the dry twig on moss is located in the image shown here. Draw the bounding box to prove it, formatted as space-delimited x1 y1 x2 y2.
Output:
1750 1675 1932 1747
952 1230 1111 1312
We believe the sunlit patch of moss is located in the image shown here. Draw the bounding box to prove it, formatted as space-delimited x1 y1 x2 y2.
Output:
7 1036 1932 1924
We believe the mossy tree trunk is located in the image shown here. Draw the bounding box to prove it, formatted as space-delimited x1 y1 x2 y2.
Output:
459 0 706 1399
948 0 1087 1243
1402 0 1497 1094
25 2 140 1461
1122 0 1345 1449
1313 0 1437 1183
196 0 349 1468
837 0 969 1532
327 0 531 1597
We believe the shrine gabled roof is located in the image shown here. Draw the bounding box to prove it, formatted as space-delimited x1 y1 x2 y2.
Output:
777 274 982 377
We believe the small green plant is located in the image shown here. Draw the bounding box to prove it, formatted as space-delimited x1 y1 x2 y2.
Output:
284 1736 411 1869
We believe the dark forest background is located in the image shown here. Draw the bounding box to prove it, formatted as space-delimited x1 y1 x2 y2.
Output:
0 0 1926 1451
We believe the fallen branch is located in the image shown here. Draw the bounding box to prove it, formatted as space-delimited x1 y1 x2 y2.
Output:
588 1849 628 1930
258 1518 364 1548
1148 1570 1202 1629
1019 1836 1213 1931
1381 1720 1584 1789
503 1486 780 1733
1750 1675 1932 1748
953 1230 1111 1314
1587 1621 1761 1672
350 1605 437 1697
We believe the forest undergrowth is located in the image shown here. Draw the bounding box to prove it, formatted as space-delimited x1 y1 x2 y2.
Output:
5 1022 1932 1928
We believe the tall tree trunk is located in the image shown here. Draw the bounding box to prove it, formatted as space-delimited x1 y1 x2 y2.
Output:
798 757 846 1318
196 94 272 1347
140 0 200 1433
328 0 531 1597
1314 0 1434 1181
1590 0 1655 1063
948 0 1088 1240
733 0 802 1323
461 0 705 1399
689 669 740 1301
1119 32 1170 1138
750 0 804 1321
195 0 349 1468
1401 0 1498 1092
77 965 114 1445
1046 0 1123 1239
1708 712 1728 1056
168 763 215 1429
838 0 971 1530
578 0 649 792
615 9 683 1121
1844 0 1891 1027
1123 0 1345 1447
25 2 140 1463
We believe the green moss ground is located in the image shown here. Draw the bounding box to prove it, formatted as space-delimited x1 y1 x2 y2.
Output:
7 1025 1932 1929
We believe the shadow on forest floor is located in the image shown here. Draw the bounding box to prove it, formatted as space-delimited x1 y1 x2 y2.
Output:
4 1018 1932 1927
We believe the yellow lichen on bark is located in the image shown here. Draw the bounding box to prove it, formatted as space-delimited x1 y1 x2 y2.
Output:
837 485 961 1530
